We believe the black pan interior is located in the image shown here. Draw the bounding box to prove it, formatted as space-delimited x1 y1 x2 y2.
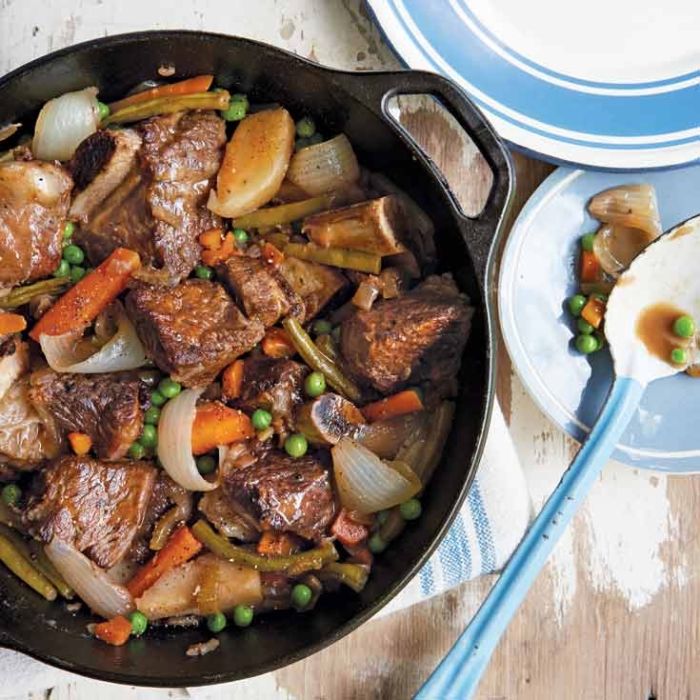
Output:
0 31 507 686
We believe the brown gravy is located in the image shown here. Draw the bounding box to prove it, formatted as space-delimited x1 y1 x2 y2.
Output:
635 302 690 364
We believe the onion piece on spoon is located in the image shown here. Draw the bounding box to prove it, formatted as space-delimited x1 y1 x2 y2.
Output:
158 388 217 492
588 184 662 238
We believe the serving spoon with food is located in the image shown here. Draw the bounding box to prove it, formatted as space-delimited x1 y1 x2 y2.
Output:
416 215 700 699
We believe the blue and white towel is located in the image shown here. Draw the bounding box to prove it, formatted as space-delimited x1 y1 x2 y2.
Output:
0 402 531 697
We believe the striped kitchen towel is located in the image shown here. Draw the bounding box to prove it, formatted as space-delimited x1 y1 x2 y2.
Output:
0 401 531 697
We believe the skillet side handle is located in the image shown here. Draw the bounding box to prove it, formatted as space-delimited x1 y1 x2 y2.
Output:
339 70 514 289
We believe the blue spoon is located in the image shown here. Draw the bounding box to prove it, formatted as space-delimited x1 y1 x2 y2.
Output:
416 215 700 699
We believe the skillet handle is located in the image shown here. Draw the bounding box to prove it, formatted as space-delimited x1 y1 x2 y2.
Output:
339 70 514 288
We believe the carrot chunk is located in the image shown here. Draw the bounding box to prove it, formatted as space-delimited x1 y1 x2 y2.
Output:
93 615 132 646
191 401 254 456
67 432 92 456
580 250 601 283
0 312 26 335
261 327 296 358
257 531 301 556
361 389 424 423
108 75 214 113
581 297 606 329
331 508 369 547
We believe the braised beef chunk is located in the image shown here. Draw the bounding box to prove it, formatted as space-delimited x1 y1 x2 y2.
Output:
126 280 265 387
24 456 156 568
340 274 473 397
76 112 225 284
218 255 304 327
68 128 142 222
235 358 307 427
224 451 335 542
29 369 146 460
0 161 72 287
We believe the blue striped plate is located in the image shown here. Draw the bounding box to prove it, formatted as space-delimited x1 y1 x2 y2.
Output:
367 0 700 169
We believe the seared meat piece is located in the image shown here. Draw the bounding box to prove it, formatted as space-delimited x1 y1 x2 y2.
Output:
29 369 146 460
126 280 264 387
235 357 307 428
68 128 142 221
224 450 335 542
340 274 473 397
77 112 226 284
278 257 348 321
198 488 259 542
0 161 72 287
23 456 156 568
218 255 304 327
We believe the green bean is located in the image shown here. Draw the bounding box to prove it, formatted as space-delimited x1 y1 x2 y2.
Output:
378 507 406 544
282 317 361 402
0 277 69 309
232 195 335 230
149 506 183 551
315 333 339 362
27 541 74 599
104 91 230 125
284 242 381 274
317 562 369 593
192 519 338 574
0 531 56 601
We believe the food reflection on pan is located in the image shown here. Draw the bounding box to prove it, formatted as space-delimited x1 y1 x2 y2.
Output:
0 75 474 652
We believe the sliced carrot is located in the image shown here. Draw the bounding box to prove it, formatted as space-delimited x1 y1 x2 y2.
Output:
361 389 424 423
199 227 224 250
108 75 214 113
127 525 202 599
580 250 601 283
67 432 92 456
261 241 284 267
0 312 26 335
221 359 245 400
93 615 132 646
261 327 296 358
29 248 140 341
191 401 254 456
581 297 606 329
331 508 369 547
201 232 237 266
257 531 301 556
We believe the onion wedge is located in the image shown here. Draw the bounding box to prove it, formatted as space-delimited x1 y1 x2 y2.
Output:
332 437 421 513
157 388 217 492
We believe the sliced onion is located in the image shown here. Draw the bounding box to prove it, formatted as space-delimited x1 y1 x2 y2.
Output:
44 538 134 619
39 307 147 373
32 87 100 161
158 388 217 492
352 278 380 311
588 184 662 239
593 223 655 277
0 123 20 144
332 437 421 513
287 134 360 196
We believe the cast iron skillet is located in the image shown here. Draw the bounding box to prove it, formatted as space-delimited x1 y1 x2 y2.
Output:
0 31 513 686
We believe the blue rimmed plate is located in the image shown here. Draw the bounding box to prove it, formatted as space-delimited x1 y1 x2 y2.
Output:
367 0 700 169
499 165 700 472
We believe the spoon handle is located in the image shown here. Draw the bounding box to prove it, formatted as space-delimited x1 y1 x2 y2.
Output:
414 376 645 700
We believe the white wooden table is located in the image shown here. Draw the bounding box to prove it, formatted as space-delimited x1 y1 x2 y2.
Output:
1 2 696 698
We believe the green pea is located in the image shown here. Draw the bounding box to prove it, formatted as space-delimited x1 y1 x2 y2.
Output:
69 266 86 284
1 484 21 507
376 510 390 526
158 377 181 399
399 498 422 521
671 347 688 365
196 455 217 475
673 315 695 339
150 389 167 407
144 406 161 425
97 101 110 121
251 409 272 431
592 293 608 302
368 533 386 554
295 117 316 139
128 442 146 460
304 371 326 398
291 583 313 610
233 228 249 245
129 610 148 636
580 233 596 252
284 433 308 458
63 244 85 265
62 221 75 240
207 612 227 633
194 264 214 280
54 260 70 278
577 318 594 335
233 604 253 627
221 97 247 122
575 334 598 355
140 424 157 448
312 320 332 336
567 294 587 317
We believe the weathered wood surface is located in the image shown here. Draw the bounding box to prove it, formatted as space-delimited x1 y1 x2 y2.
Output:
1 2 696 698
